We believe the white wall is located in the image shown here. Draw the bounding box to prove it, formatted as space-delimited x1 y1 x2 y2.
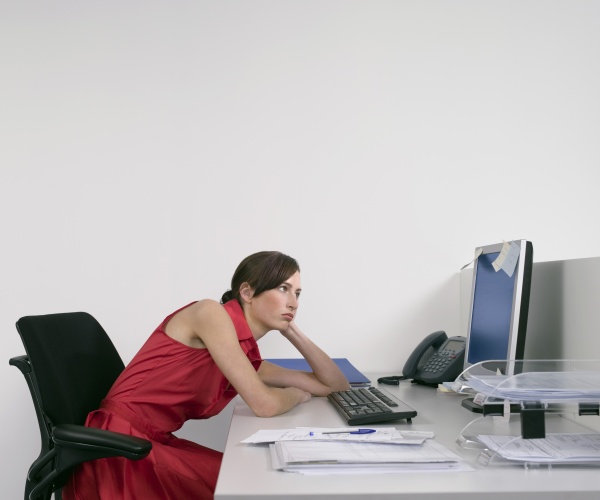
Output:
2 1 600 497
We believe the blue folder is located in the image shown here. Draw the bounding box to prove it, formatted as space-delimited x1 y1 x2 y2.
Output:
266 358 371 386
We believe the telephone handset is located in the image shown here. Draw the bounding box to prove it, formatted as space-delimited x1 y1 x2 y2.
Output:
378 331 466 387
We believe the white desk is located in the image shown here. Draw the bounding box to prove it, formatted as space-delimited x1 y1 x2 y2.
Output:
214 374 600 499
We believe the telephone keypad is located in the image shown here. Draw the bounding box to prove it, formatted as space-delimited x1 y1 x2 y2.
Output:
424 355 451 373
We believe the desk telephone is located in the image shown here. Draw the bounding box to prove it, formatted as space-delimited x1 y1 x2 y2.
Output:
378 331 466 386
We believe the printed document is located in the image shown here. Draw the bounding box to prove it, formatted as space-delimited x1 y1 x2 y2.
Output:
477 433 600 462
242 427 433 445
269 439 473 474
466 372 600 401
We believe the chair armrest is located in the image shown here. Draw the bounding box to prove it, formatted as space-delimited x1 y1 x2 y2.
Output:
53 424 152 460
27 425 152 500
9 354 31 374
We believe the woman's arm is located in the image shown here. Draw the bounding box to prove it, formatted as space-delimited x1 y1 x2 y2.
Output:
258 321 350 396
174 300 311 418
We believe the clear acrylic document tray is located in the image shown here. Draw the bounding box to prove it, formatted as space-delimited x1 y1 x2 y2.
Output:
452 360 600 467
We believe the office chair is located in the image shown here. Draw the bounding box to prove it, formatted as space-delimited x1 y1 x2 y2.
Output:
10 312 152 500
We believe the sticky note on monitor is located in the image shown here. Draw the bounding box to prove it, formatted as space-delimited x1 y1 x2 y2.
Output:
492 241 520 277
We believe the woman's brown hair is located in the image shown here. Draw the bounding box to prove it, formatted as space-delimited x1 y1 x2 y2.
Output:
220 251 300 305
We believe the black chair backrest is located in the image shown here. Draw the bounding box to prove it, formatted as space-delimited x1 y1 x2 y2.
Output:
16 312 125 426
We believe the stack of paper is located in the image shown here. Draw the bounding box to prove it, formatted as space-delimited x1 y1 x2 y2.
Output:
462 372 600 402
242 427 432 445
242 427 472 475
477 433 600 464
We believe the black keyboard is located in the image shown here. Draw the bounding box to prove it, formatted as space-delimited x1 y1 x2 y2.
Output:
327 386 417 426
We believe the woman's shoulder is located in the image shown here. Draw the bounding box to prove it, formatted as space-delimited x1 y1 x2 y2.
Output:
187 298 225 314
183 299 232 327
164 300 232 348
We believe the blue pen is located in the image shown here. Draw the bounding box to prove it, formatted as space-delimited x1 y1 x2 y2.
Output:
321 428 376 435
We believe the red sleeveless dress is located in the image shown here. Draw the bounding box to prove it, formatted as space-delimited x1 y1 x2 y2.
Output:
63 300 262 500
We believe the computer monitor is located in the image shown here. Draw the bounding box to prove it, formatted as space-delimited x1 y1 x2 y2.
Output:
463 240 534 373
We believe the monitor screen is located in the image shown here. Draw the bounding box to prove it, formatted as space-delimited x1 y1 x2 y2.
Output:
464 240 533 372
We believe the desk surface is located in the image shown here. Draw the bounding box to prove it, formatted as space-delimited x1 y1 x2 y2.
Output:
214 374 600 499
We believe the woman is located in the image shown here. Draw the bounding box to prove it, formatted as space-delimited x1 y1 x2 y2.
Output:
63 251 350 500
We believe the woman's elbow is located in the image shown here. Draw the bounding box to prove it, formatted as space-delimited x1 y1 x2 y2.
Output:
251 404 280 418
246 387 310 417
247 395 284 418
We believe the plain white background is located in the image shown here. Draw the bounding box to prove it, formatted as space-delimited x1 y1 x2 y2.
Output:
2 1 599 497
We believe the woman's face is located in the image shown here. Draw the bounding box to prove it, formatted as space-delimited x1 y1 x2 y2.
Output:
243 271 301 336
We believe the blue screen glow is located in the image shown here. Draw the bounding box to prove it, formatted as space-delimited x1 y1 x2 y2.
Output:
467 252 516 364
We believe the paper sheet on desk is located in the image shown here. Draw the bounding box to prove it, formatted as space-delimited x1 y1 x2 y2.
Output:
466 373 600 400
242 427 434 445
269 447 471 474
269 439 473 474
477 433 600 462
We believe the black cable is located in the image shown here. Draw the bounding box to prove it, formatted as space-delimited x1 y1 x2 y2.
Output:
377 375 407 385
